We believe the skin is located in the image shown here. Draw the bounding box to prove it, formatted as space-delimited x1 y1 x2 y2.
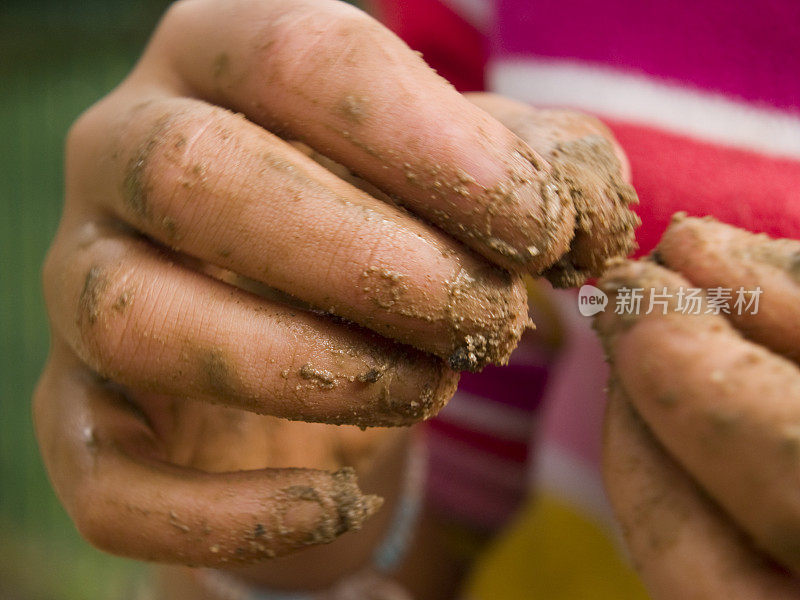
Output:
597 255 800 595
657 214 800 362
604 384 800 599
37 0 635 591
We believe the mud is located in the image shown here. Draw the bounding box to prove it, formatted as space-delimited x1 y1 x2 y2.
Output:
111 288 134 313
542 135 640 287
213 52 230 79
362 266 405 309
745 238 800 283
329 467 383 534
298 363 337 389
444 264 528 370
338 94 367 124
199 347 240 398
283 141 530 370
122 114 172 218
593 259 704 355
403 142 576 275
78 266 108 327
356 368 383 383
274 467 382 547
168 510 191 533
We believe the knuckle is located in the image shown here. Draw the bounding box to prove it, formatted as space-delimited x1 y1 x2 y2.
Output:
121 101 223 226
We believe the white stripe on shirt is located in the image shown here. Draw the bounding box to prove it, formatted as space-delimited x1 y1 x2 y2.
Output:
490 57 800 159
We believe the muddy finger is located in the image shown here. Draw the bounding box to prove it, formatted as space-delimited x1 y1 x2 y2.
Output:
596 259 800 574
657 214 800 362
70 94 529 370
33 342 383 565
44 229 458 427
604 383 800 599
468 93 639 287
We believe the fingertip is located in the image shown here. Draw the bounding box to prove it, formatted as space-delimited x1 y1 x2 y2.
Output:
481 156 578 274
363 353 459 427
445 267 529 371
328 467 384 534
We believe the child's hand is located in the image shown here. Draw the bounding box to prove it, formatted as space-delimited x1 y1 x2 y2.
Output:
35 0 630 568
599 216 800 597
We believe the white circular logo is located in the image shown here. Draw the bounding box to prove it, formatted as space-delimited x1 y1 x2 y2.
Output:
578 284 608 316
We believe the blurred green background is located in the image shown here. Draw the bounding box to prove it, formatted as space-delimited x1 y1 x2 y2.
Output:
1 2 167 597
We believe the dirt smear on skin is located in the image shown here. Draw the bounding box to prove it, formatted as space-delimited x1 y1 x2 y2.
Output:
78 266 108 327
112 288 135 313
272 139 531 371
397 139 576 275
592 259 698 357
213 52 230 79
337 94 368 124
197 346 245 400
443 263 529 371
122 114 173 219
738 236 800 283
270 468 383 548
151 469 382 565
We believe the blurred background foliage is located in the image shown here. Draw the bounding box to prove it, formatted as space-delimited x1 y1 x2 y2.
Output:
1 1 168 597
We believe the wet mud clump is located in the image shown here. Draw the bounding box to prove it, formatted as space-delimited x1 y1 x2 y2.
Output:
541 135 640 288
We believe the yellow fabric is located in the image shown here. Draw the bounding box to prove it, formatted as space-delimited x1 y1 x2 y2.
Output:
523 275 565 352
465 494 650 600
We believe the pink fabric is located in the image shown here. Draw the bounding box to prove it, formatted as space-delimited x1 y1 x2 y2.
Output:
495 0 800 112
536 294 609 470
374 0 488 91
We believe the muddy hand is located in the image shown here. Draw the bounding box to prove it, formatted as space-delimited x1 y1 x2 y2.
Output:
596 217 800 597
35 0 590 567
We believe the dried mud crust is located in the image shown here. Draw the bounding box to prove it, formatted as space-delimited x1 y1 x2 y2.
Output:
541 135 640 288
659 212 800 280
158 468 384 564
273 467 383 547
470 100 642 288
442 263 530 371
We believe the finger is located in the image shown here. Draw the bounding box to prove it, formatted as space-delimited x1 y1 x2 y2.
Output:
603 383 800 600
466 93 633 182
136 0 577 273
467 93 639 287
596 260 800 574
656 213 800 362
33 342 382 566
74 95 528 370
43 227 458 427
